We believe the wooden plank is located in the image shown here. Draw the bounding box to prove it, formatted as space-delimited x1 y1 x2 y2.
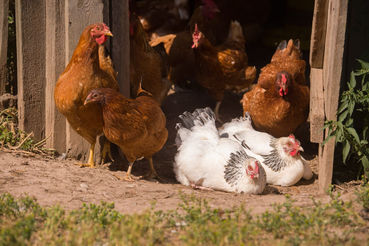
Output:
0 0 9 95
319 0 348 193
65 0 104 162
310 0 329 68
45 0 66 153
15 0 46 140
111 0 130 98
309 68 324 143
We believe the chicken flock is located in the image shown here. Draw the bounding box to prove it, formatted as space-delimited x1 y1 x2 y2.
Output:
54 0 313 194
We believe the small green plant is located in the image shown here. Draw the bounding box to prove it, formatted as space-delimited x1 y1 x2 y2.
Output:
0 108 55 157
322 59 369 179
0 191 368 245
355 182 369 211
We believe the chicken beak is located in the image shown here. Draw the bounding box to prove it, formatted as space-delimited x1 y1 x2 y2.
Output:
84 98 90 105
251 173 259 179
105 30 113 37
299 146 304 152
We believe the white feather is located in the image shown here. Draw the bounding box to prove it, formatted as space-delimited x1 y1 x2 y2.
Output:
174 108 266 194
220 111 314 186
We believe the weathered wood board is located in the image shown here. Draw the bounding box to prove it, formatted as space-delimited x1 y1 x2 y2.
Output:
319 0 348 193
0 0 9 95
16 0 46 139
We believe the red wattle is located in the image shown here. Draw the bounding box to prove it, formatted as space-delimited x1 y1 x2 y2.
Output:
290 149 298 157
95 35 108 45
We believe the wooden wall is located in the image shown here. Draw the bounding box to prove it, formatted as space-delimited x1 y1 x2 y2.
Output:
15 0 130 162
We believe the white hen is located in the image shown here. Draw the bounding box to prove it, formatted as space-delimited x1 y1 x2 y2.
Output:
174 108 266 194
219 112 314 187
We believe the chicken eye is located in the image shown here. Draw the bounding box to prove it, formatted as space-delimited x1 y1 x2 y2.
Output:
96 27 100 31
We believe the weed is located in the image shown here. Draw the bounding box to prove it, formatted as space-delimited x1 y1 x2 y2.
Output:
0 189 368 245
323 59 369 179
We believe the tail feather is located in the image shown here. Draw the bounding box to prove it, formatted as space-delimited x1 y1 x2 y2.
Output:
178 107 215 130
276 40 287 51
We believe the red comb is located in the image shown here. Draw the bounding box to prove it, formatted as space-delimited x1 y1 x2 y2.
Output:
288 134 295 139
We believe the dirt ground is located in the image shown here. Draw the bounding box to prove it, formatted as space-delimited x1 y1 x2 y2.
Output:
0 86 364 215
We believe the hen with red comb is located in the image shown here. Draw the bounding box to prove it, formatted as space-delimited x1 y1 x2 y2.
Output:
219 112 314 186
174 107 266 194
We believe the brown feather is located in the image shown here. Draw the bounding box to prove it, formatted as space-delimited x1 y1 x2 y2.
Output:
54 23 119 145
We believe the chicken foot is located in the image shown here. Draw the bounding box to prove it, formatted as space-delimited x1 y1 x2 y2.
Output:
139 158 163 181
113 161 137 181
76 142 96 168
101 140 114 164
190 183 214 191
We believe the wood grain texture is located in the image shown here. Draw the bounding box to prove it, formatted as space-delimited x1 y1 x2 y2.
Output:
45 0 67 152
0 0 9 95
319 0 348 193
16 0 46 139
310 0 328 69
309 68 325 143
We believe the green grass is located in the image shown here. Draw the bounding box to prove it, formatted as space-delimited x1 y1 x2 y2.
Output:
1 187 369 246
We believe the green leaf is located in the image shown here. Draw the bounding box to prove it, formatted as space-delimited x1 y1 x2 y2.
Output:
337 101 349 114
348 101 355 117
362 155 369 180
350 71 356 88
357 59 369 70
345 118 354 127
321 135 334 146
338 110 349 122
342 139 351 163
347 127 360 143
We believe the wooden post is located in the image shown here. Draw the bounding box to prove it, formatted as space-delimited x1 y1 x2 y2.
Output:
319 0 348 193
111 0 130 98
15 0 46 140
45 0 66 152
309 0 328 144
0 0 9 95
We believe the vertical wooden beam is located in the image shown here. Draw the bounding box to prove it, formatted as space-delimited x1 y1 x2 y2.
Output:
64 0 104 162
111 0 129 98
309 68 324 143
45 0 66 152
15 0 46 139
319 0 348 193
0 0 9 95
310 0 328 69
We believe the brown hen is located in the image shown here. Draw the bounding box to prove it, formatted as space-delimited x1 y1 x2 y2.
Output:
192 21 257 120
241 71 309 138
258 39 306 90
54 23 119 167
84 76 168 181
148 0 220 89
130 12 172 105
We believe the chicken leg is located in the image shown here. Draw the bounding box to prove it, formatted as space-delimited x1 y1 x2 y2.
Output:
101 139 114 164
113 161 136 181
113 158 162 182
76 142 96 168
214 101 223 124
139 158 162 181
